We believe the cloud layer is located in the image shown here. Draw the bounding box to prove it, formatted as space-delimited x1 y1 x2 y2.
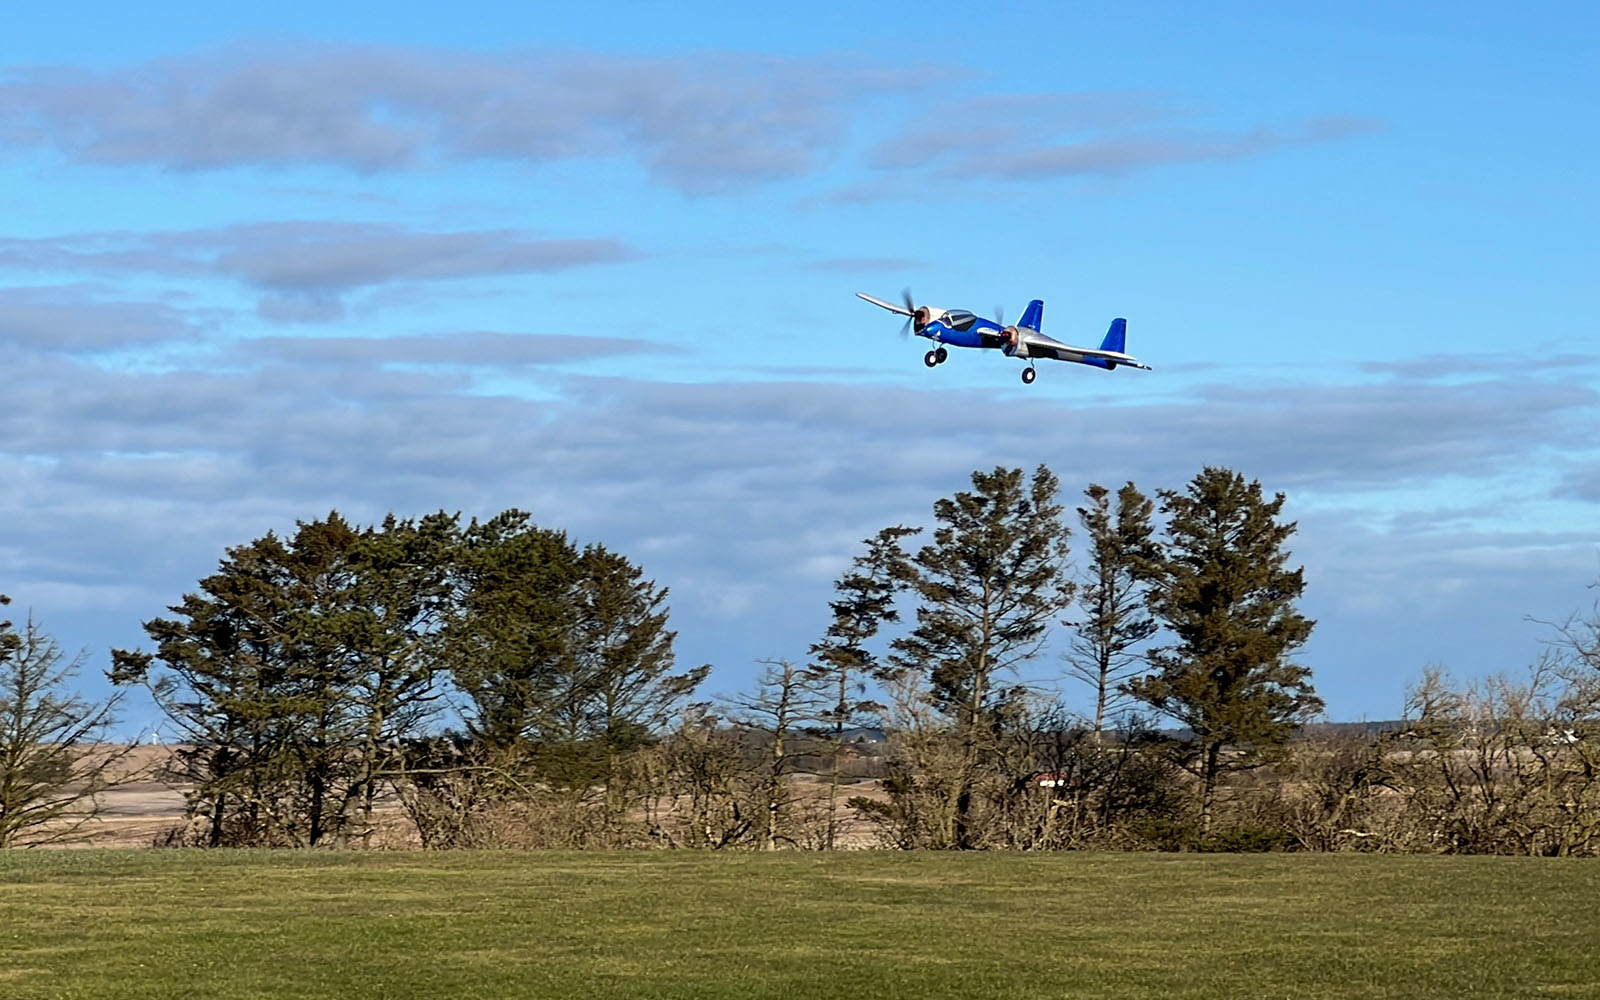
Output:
871 93 1376 181
0 223 635 320
0 46 915 193
0 47 1374 196
0 285 202 351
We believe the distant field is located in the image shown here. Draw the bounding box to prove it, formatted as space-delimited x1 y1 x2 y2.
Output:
3 852 1598 999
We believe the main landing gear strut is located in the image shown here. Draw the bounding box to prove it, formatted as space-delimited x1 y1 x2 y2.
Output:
924 347 949 367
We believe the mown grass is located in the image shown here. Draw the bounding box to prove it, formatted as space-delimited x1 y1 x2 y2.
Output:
3 850 1598 999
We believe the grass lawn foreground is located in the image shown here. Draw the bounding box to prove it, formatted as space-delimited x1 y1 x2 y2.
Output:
3 851 1598 999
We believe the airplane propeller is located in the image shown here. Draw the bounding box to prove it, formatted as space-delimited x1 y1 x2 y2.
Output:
900 288 918 338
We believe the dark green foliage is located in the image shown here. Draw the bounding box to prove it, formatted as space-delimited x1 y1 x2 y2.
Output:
445 515 705 807
445 510 582 753
113 512 447 846
892 466 1071 727
1127 467 1322 838
114 507 700 846
336 512 460 842
808 525 916 717
572 543 705 754
0 594 14 659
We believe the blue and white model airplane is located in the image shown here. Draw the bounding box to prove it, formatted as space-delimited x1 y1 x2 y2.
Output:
856 290 1151 384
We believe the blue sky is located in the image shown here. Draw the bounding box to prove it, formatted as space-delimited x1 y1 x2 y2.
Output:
3 2 1597 733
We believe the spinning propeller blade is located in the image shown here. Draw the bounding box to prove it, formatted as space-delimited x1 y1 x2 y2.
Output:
900 287 916 338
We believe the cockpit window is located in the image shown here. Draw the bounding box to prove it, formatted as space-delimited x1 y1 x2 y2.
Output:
943 310 977 331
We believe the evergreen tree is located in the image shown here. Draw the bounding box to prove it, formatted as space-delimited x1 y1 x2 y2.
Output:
891 465 1072 848
113 524 330 845
445 518 702 817
444 510 581 754
1127 467 1322 840
337 512 459 842
113 512 459 846
806 525 917 849
1065 483 1158 739
570 543 706 821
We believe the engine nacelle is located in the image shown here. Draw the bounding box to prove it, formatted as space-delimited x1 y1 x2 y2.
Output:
913 306 946 332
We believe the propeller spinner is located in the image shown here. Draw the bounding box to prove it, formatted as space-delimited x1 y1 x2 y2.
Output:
901 288 931 338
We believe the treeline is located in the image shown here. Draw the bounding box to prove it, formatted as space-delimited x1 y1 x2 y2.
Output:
101 510 707 848
4 464 1600 853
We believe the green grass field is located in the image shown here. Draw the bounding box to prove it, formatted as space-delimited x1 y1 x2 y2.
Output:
3 851 1598 999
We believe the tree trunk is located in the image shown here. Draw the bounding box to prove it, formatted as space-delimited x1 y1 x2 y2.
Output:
1093 664 1108 743
955 622 990 851
1199 740 1222 844
308 766 326 847
827 674 845 850
206 785 226 848
766 725 785 851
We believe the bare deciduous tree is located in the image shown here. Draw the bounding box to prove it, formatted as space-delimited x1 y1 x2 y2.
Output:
726 659 821 850
0 599 131 848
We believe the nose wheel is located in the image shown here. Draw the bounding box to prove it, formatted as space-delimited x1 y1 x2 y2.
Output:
1021 367 1036 384
924 347 949 367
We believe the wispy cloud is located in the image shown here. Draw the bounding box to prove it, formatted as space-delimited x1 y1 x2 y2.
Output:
236 331 681 368
870 90 1376 181
0 44 919 194
0 284 203 351
0 222 635 321
0 48 1370 196
1361 352 1600 379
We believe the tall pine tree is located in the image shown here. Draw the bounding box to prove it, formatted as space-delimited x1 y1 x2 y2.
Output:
1065 482 1158 740
892 465 1071 848
1128 467 1321 840
807 525 917 848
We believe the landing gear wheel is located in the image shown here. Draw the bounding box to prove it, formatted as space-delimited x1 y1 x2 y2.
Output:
934 347 948 364
924 351 939 368
1021 367 1037 384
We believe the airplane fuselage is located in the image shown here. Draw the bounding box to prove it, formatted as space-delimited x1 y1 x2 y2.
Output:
915 310 1008 351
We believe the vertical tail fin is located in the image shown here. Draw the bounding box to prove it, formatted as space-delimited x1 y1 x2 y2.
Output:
1019 299 1044 331
1099 318 1127 353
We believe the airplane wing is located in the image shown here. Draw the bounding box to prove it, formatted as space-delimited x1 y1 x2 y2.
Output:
856 292 912 317
1026 335 1152 370
1070 346 1152 370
